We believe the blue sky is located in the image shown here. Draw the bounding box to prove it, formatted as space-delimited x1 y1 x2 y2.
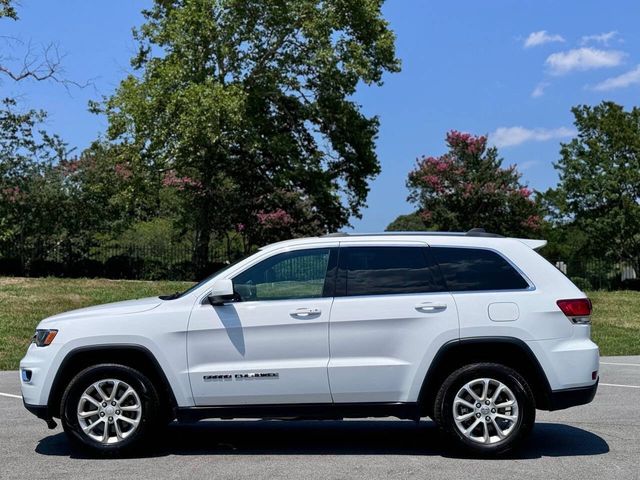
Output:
3 1 640 231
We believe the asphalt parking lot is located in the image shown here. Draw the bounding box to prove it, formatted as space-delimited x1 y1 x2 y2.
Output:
1 357 639 480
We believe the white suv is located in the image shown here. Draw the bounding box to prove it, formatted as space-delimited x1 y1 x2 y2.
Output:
20 230 599 456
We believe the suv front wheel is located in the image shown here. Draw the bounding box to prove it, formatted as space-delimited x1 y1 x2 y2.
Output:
433 363 535 456
60 364 161 456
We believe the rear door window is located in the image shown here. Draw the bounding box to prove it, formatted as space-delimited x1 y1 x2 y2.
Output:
430 247 530 292
338 246 445 296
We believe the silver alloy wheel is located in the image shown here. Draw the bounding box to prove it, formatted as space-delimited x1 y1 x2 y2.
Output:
452 378 519 445
76 379 142 444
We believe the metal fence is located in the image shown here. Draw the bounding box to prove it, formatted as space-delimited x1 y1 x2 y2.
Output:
0 241 638 290
0 243 238 281
554 258 639 291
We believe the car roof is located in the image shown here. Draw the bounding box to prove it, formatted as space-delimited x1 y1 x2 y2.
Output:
260 230 547 251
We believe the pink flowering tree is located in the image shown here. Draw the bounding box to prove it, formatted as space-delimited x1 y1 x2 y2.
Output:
398 130 542 237
229 189 329 251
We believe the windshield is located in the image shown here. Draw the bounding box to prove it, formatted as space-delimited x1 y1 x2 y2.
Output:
159 253 253 300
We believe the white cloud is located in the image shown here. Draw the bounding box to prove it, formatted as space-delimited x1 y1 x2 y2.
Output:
591 65 640 91
490 126 575 148
545 47 625 75
531 82 549 98
524 30 565 48
581 31 619 46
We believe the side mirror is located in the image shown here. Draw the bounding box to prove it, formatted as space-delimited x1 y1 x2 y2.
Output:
207 279 235 306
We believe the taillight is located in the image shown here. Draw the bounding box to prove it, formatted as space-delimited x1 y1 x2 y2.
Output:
557 298 592 324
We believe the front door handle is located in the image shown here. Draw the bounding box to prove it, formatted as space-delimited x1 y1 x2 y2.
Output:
290 307 321 318
415 302 447 313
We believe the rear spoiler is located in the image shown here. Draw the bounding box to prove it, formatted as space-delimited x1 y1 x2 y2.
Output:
517 238 547 250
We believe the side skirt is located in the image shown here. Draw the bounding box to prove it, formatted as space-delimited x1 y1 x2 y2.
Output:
176 402 421 423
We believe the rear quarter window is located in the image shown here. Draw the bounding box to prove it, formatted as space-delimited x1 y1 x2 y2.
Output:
430 247 530 292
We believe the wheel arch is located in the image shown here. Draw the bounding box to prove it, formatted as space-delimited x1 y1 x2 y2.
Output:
48 344 178 419
418 337 552 416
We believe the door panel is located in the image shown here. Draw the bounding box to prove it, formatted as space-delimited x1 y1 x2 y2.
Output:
188 298 333 405
328 292 458 402
328 244 459 403
187 246 337 406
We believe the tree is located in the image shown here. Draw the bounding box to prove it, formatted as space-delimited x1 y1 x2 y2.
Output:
545 102 640 268
0 1 91 256
0 98 68 248
0 1 84 88
402 130 541 237
0 0 17 20
95 0 400 271
56 143 165 242
385 212 429 231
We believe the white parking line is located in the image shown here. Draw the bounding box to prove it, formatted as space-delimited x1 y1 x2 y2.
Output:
600 383 640 389
600 362 640 367
0 392 22 399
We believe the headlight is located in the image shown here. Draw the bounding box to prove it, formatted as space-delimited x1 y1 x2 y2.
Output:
32 329 58 347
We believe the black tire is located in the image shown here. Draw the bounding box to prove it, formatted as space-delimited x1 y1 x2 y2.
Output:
433 363 535 456
60 363 161 457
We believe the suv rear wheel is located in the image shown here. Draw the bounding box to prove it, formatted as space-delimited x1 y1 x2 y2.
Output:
60 364 161 456
433 363 535 456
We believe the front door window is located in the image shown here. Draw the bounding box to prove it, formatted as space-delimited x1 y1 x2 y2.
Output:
232 248 333 301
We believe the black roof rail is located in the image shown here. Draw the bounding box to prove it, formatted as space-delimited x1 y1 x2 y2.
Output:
322 229 504 238
465 228 504 238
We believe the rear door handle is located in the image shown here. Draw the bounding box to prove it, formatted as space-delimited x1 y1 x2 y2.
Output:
415 302 447 313
290 307 321 318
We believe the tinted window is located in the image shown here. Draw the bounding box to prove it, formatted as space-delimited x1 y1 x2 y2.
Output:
340 246 444 296
233 249 332 301
430 247 529 291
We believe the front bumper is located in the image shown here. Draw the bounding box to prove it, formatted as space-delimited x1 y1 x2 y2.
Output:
23 400 57 429
547 378 598 411
20 341 63 406
23 400 49 420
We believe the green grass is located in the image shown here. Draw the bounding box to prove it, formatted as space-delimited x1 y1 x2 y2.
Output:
588 291 640 356
1 277 639 370
0 277 192 370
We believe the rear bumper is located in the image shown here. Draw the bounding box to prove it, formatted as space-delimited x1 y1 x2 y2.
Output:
526 335 599 390
547 378 598 411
